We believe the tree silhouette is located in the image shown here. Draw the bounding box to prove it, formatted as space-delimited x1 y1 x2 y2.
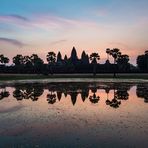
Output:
0 54 9 66
23 56 32 68
30 54 44 73
30 54 44 66
137 50 148 72
46 52 56 75
106 48 111 61
109 48 121 77
117 54 130 72
13 54 24 66
89 53 100 76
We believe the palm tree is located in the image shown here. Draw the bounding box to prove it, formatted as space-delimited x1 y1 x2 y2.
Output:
46 52 56 75
89 53 100 76
109 48 121 77
106 48 111 61
89 93 100 104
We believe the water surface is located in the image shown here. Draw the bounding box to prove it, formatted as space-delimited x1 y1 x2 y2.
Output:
0 82 148 148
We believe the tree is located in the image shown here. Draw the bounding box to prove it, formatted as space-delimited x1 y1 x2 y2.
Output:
23 56 32 68
106 48 111 61
0 54 9 65
89 53 100 76
46 52 56 74
137 50 148 72
13 54 24 66
30 54 44 73
109 48 121 77
30 54 44 66
117 54 130 72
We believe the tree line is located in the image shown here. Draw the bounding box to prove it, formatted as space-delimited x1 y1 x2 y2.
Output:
0 47 148 74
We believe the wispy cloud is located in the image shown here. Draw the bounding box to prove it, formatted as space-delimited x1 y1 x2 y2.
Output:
0 37 27 47
108 42 131 49
0 13 102 31
0 14 29 22
50 39 67 45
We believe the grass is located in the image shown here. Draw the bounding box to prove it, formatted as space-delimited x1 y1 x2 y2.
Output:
0 73 148 81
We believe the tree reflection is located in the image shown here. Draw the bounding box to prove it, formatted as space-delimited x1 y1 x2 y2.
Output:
0 87 10 100
136 84 148 103
89 93 100 104
106 87 121 108
105 87 111 105
13 89 24 100
47 92 56 104
13 84 44 101
115 85 129 100
1 82 147 107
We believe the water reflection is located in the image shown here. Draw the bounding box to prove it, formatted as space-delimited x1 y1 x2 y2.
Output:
136 83 148 103
0 82 148 147
0 86 10 100
13 85 44 101
0 82 147 107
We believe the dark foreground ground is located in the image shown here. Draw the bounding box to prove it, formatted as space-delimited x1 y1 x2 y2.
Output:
0 73 148 81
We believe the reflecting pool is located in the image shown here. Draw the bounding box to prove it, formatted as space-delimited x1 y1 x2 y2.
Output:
0 82 148 148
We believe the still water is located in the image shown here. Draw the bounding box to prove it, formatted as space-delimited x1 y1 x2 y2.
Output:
0 82 148 148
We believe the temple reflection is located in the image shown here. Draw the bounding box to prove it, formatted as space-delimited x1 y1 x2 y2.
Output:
0 82 147 107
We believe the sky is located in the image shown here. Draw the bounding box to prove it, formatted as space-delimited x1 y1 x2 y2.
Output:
0 0 148 64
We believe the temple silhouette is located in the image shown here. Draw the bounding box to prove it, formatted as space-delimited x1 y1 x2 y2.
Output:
0 47 148 74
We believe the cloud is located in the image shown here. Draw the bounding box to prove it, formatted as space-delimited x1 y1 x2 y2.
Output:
0 37 27 47
0 14 29 22
50 39 67 45
0 13 104 31
108 42 131 49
